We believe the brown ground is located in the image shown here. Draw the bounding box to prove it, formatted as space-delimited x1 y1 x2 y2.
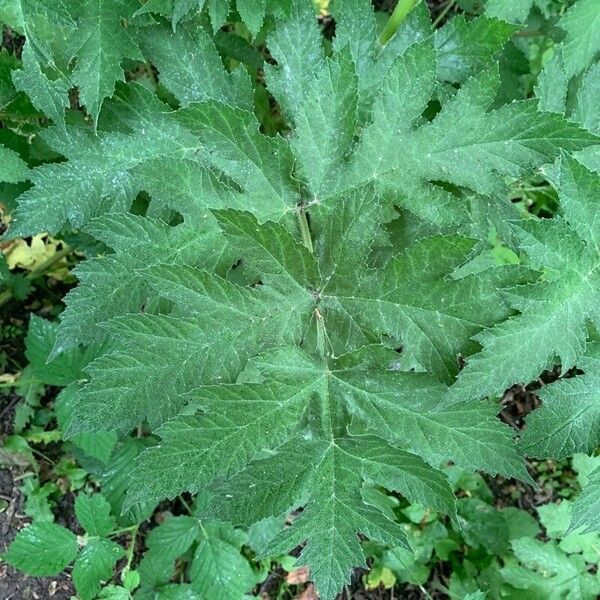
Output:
0 463 75 600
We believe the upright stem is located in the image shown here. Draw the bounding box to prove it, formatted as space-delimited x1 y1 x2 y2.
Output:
379 0 420 46
296 207 313 253
124 526 139 570
315 308 327 359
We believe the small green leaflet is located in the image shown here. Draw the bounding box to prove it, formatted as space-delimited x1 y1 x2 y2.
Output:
570 467 600 534
75 493 117 536
0 144 28 183
2 521 78 576
538 498 600 559
190 522 256 599
135 514 256 599
25 314 102 386
73 538 125 600
501 537 600 598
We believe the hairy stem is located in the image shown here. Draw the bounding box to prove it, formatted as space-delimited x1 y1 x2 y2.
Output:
432 0 456 27
296 207 314 253
379 0 420 46
107 525 138 538
315 308 327 359
124 526 139 570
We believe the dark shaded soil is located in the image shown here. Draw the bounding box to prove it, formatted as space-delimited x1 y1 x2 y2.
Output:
1 26 25 58
0 466 75 600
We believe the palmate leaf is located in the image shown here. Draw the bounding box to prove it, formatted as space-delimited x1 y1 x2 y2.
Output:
69 207 526 436
267 4 594 227
87 206 532 599
449 156 600 402
33 2 600 598
65 202 533 598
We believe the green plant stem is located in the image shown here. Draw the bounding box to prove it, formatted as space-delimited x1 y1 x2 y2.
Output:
108 525 138 538
432 0 456 27
296 207 313 253
0 245 71 308
179 495 194 515
315 308 327 359
0 378 45 388
124 526 139 570
379 0 420 45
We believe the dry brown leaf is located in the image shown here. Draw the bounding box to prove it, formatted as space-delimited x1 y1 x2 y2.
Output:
287 566 310 584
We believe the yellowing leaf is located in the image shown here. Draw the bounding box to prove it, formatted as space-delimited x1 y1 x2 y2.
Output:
4 235 70 280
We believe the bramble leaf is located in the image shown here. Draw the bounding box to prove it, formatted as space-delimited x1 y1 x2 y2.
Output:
2 522 78 576
75 493 116 537
72 539 125 600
